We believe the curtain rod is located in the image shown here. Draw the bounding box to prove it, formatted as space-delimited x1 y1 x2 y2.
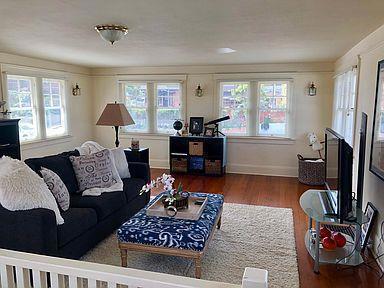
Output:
333 65 358 78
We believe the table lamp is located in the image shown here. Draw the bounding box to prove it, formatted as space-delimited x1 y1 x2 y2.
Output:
96 102 135 147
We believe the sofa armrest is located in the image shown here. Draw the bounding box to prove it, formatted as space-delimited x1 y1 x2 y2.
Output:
128 162 151 183
0 205 58 255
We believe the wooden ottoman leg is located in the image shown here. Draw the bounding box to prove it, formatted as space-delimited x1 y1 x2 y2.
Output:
194 256 202 279
120 248 127 267
217 215 222 229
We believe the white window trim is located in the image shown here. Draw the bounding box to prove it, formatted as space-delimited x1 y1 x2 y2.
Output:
215 78 294 139
118 76 187 135
2 67 71 143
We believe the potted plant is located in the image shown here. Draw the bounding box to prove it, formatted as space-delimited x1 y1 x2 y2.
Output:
140 173 189 210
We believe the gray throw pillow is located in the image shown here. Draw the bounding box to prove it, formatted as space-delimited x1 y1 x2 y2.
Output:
40 167 70 211
69 149 119 192
110 147 130 179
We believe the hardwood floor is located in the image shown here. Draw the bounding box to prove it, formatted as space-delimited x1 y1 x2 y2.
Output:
150 169 383 288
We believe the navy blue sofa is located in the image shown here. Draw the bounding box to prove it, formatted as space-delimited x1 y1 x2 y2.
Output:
0 150 150 259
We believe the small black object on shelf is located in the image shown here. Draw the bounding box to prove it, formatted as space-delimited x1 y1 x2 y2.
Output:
204 127 215 137
173 120 183 136
189 117 204 136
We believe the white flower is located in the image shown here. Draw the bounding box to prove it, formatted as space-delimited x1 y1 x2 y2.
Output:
140 173 178 194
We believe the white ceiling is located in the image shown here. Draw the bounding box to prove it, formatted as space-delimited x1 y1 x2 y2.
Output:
0 0 384 68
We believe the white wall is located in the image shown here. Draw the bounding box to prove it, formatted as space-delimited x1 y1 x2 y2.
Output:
91 63 334 176
335 24 384 268
0 52 93 159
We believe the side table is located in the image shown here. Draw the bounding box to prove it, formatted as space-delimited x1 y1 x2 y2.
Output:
299 189 368 273
124 148 149 164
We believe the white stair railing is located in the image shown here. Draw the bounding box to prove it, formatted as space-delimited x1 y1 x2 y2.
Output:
0 249 268 288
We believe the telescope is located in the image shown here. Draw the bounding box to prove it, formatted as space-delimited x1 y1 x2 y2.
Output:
204 115 230 136
204 116 230 126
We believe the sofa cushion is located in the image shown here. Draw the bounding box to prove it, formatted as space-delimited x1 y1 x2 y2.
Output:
123 178 146 203
58 207 97 248
70 191 126 220
25 150 80 194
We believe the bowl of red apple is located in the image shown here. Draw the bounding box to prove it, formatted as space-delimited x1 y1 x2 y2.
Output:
319 226 347 251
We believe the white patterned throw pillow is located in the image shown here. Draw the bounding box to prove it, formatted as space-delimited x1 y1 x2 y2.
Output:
40 167 70 211
70 149 123 196
0 156 64 225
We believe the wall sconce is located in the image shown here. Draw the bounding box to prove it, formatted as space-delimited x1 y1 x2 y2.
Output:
195 84 203 97
308 82 317 96
72 83 81 96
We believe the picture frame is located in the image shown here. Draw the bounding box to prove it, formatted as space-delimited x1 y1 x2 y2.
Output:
370 59 384 181
204 127 215 137
189 117 204 135
361 202 378 250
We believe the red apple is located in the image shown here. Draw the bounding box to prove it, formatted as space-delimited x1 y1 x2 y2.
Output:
322 236 337 250
320 226 332 239
332 232 347 248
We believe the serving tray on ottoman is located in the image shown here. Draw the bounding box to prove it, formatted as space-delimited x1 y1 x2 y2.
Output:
117 192 224 279
146 195 208 220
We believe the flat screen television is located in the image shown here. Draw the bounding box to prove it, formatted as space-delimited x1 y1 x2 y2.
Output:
322 128 353 221
356 113 368 209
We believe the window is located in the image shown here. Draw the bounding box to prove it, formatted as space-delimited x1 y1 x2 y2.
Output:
6 74 68 142
43 79 67 137
121 81 183 134
258 81 288 136
219 82 249 135
123 83 148 132
332 68 357 146
218 80 291 137
7 76 38 141
156 83 182 133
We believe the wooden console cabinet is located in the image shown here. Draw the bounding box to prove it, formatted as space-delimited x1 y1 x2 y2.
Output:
169 136 227 176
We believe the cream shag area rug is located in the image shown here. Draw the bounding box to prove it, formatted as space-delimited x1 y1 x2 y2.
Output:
82 203 299 288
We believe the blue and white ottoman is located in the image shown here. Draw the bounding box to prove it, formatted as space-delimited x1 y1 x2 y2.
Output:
117 192 224 278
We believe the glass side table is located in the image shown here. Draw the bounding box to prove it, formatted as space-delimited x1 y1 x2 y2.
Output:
299 189 369 273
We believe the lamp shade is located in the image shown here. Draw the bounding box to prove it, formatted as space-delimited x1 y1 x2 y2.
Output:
96 103 135 126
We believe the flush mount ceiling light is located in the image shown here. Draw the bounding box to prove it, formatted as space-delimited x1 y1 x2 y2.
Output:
95 24 129 45
217 47 236 54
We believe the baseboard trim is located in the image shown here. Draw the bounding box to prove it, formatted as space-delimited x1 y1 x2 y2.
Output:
149 159 169 169
148 159 298 177
227 163 297 177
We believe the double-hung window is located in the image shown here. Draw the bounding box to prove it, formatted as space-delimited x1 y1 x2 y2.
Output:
218 80 291 137
156 83 182 133
258 81 289 136
123 83 148 132
219 82 249 135
121 81 183 134
332 68 357 146
42 78 67 138
6 74 68 142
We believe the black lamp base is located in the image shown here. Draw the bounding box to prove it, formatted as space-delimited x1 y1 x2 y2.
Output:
114 126 120 147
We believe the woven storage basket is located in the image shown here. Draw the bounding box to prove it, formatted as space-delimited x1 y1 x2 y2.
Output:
171 158 188 173
205 159 222 175
297 154 325 185
189 141 203 156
